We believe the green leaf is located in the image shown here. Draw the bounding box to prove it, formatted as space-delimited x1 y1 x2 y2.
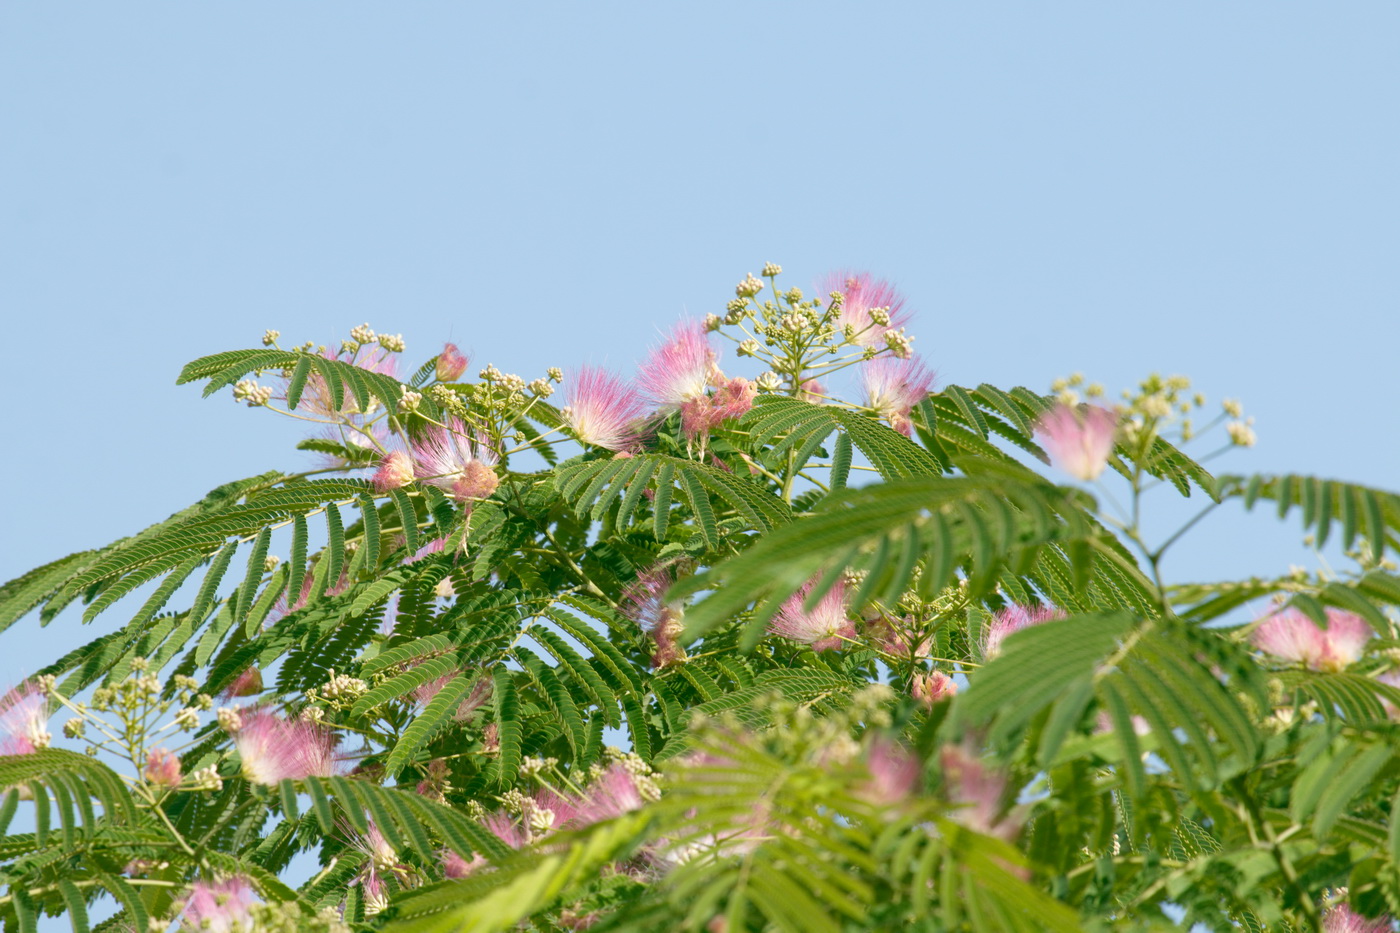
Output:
492 668 522 785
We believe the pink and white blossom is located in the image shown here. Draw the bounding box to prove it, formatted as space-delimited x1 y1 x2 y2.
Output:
1251 608 1373 672
371 449 416 493
411 418 500 504
861 738 920 803
982 604 1067 660
0 682 50 755
562 367 647 452
573 763 650 827
820 271 912 347
940 744 1020 843
145 748 183 787
436 343 470 382
679 376 757 441
911 670 958 707
638 320 720 412
231 708 336 784
769 579 856 652
294 346 400 418
623 566 687 668
861 356 935 436
1322 904 1392 933
181 876 257 933
1034 403 1118 482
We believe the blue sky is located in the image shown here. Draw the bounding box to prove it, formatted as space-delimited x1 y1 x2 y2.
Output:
3 3 1397 676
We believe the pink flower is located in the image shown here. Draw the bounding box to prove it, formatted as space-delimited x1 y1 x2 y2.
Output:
436 343 469 382
623 566 687 668
222 668 263 699
372 449 416 493
911 671 958 707
1251 608 1373 672
572 763 649 827
294 346 399 418
982 604 1066 660
181 876 257 933
562 367 647 452
1323 904 1393 933
411 418 500 505
862 356 935 436
861 738 920 803
681 376 756 440
441 848 472 879
359 868 389 916
145 748 182 787
769 579 856 652
820 271 912 347
1034 404 1118 482
799 379 826 403
0 682 50 755
940 744 1019 843
231 709 336 784
638 320 720 412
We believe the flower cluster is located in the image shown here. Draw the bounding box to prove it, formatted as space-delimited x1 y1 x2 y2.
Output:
1250 608 1372 673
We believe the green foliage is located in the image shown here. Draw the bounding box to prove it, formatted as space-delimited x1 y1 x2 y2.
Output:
3 278 1398 932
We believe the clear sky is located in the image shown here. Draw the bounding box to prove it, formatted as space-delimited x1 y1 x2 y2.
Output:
3 3 1398 675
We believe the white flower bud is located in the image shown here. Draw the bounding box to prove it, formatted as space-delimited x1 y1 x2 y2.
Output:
378 333 405 353
1227 421 1257 447
350 323 376 344
761 262 782 277
262 329 281 346
755 371 781 392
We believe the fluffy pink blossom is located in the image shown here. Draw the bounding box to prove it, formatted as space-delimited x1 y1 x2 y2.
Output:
372 449 416 493
1323 904 1393 933
145 748 182 787
294 346 399 418
769 579 856 652
820 271 912 347
359 868 389 916
679 376 757 441
562 367 647 452
799 379 826 403
411 418 500 505
623 566 687 668
1251 608 1373 672
940 744 1019 843
638 320 720 412
484 809 528 848
1034 403 1118 482
441 848 473 879
861 738 920 803
181 876 257 933
0 682 50 755
231 709 336 784
862 356 935 436
911 670 958 707
982 604 1067 660
436 343 469 382
572 763 649 827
